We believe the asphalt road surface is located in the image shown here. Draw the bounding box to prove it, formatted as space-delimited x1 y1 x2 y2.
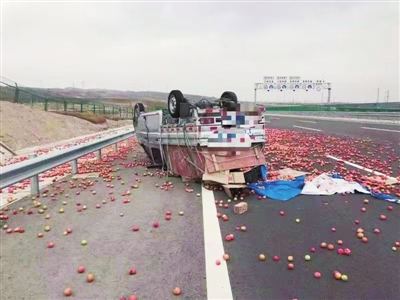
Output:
346 113 400 121
266 112 400 121
217 191 400 300
265 115 399 157
1 117 399 300
1 149 206 300
216 116 400 300
266 115 400 144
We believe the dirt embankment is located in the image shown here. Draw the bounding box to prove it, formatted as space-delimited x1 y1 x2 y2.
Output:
0 102 132 151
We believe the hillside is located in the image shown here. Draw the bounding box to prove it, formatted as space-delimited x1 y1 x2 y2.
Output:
13 86 214 103
0 102 132 151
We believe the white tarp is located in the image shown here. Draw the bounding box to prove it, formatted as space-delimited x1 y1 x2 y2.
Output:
301 173 370 196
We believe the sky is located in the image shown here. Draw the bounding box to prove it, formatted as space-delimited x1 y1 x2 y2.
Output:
1 0 399 104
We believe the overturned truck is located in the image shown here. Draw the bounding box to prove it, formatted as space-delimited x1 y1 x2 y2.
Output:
134 90 267 188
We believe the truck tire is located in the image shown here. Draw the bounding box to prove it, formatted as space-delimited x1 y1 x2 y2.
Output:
168 90 185 118
221 91 238 103
133 102 145 126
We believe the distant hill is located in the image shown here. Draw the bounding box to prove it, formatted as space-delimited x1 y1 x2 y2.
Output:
23 87 215 103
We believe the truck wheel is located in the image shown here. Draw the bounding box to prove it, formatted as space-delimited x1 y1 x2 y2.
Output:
133 103 145 126
168 90 185 118
221 91 238 103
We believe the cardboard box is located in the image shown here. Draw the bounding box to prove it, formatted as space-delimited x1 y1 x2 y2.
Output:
222 184 247 198
234 202 248 214
203 170 247 198
202 171 245 185
203 170 229 185
228 172 245 184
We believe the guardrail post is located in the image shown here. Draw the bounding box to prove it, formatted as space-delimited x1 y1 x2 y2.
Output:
14 84 20 103
114 143 118 152
96 149 102 160
71 159 78 174
29 154 39 195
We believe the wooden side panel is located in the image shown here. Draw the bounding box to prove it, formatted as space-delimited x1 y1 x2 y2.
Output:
163 144 265 180
203 145 266 173
163 145 206 180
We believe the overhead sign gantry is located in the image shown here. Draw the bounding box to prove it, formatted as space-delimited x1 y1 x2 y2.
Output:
254 76 332 104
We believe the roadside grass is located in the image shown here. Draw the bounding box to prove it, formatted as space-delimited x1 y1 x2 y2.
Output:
51 111 107 124
102 99 166 111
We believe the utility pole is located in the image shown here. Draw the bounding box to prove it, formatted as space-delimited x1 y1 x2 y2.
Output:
327 83 332 104
82 81 85 97
253 83 263 104
377 88 379 103
321 88 324 104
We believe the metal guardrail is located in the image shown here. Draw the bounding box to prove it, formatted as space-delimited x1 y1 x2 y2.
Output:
0 129 135 194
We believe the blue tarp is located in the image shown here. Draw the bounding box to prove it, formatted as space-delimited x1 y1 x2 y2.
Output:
260 165 268 180
369 190 399 202
332 173 399 203
247 171 399 203
247 175 306 201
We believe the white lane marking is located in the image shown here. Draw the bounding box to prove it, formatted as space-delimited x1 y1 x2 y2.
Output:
297 120 317 124
327 155 397 181
202 186 233 300
293 125 322 132
360 127 400 133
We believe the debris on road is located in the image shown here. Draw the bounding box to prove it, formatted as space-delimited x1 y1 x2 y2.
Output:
233 202 248 214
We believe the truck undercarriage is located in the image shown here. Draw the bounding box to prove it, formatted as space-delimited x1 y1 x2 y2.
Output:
134 90 267 189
